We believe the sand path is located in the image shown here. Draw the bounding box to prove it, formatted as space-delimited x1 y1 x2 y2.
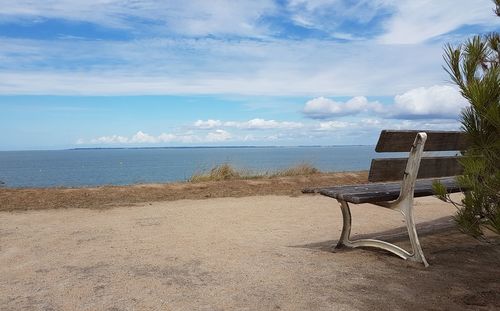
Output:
1 195 499 310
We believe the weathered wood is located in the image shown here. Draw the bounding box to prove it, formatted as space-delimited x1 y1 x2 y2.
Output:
368 156 463 182
317 177 460 204
375 130 468 152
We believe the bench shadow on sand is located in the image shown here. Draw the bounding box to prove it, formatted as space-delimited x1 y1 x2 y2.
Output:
291 216 500 310
292 216 456 252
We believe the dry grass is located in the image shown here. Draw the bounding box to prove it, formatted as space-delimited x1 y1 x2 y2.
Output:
189 163 320 182
189 163 244 182
269 163 319 177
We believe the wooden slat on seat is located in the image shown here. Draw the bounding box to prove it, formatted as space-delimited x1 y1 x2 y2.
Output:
316 177 460 204
375 130 468 152
368 156 463 182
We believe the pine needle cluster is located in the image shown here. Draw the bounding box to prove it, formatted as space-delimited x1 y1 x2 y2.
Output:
435 1 500 238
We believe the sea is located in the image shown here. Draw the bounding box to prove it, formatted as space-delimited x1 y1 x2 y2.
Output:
0 146 401 188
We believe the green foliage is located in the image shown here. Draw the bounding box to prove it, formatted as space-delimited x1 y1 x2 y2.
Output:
432 181 450 203
440 1 500 237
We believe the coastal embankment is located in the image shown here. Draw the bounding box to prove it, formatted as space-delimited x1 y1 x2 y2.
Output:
0 171 367 211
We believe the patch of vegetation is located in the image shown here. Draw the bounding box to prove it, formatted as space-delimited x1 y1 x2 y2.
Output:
269 163 320 177
434 0 500 238
188 163 321 182
189 163 244 182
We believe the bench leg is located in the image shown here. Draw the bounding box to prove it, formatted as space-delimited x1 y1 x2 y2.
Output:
335 199 429 267
335 200 353 249
400 201 429 267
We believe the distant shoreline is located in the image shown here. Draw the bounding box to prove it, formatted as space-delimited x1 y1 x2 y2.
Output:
69 145 371 151
0 145 372 152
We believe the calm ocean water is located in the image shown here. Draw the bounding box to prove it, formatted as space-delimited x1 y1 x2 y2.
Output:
0 146 392 188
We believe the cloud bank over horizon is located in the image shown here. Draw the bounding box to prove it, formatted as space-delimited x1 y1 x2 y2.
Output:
75 84 470 147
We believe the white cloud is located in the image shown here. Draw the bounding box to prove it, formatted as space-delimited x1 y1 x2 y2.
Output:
303 96 384 119
391 85 468 118
240 134 282 142
82 130 232 145
194 118 303 130
286 0 388 38
0 37 445 96
0 0 276 37
287 0 499 44
387 119 461 131
205 129 232 142
317 121 351 130
3 0 496 44
302 85 468 120
307 118 461 144
157 133 177 142
0 1 498 98
130 131 158 143
225 118 303 130
194 119 222 129
359 118 382 127
378 0 498 44
90 134 130 144
77 116 463 147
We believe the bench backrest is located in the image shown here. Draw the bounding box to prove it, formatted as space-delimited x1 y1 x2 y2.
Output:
368 130 469 182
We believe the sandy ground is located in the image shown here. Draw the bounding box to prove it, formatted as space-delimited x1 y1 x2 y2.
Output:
1 194 499 311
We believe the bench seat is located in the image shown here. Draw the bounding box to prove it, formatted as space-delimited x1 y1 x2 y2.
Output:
304 177 460 204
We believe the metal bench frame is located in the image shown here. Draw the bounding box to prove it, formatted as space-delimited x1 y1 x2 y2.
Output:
335 132 430 266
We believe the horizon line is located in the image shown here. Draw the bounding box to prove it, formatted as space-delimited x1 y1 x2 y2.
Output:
0 144 374 152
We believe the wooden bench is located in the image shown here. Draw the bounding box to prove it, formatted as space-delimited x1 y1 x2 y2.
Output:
304 130 469 267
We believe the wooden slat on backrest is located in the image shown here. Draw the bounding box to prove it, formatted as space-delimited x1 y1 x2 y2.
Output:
375 130 468 152
368 156 463 182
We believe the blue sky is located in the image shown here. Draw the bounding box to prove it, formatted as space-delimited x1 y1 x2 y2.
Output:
0 0 499 150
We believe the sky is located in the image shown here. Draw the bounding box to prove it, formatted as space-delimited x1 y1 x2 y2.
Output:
0 0 499 150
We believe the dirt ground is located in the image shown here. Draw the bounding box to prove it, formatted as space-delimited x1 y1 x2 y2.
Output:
0 172 367 212
1 194 499 311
